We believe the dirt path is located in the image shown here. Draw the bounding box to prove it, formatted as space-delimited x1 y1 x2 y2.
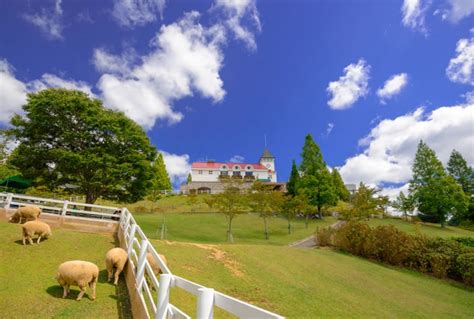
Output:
289 220 346 248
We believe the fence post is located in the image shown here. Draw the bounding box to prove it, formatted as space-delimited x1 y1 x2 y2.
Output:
156 274 172 319
136 239 149 290
61 200 69 216
4 193 13 209
196 288 215 319
127 224 137 255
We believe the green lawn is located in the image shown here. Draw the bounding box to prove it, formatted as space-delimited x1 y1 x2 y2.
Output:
153 240 474 319
366 218 474 238
0 222 131 319
134 212 336 245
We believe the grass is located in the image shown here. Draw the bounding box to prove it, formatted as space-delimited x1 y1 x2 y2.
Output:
133 212 336 245
366 217 474 238
152 240 474 318
0 222 131 319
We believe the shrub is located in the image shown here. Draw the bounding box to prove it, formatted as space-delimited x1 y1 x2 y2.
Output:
452 237 474 248
367 225 411 266
456 253 474 285
333 222 372 257
315 227 334 247
427 253 451 279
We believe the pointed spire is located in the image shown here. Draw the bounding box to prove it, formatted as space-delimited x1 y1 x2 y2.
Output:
260 149 275 159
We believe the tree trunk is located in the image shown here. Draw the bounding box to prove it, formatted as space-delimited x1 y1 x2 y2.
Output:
227 216 234 243
263 216 269 240
287 218 292 234
305 214 309 228
318 206 322 219
85 191 97 211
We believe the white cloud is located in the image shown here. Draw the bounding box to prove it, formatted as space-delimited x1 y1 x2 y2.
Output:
0 60 27 125
339 103 474 188
28 74 95 97
326 123 334 136
379 183 410 201
327 59 370 110
441 0 474 23
160 151 191 185
229 155 245 163
446 34 474 85
213 0 261 51
112 0 166 27
401 0 430 34
377 73 408 103
23 0 64 40
92 48 137 76
95 12 227 129
463 90 474 103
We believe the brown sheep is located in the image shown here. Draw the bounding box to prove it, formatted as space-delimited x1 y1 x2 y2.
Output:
105 248 128 285
56 260 99 301
22 220 52 245
9 205 41 224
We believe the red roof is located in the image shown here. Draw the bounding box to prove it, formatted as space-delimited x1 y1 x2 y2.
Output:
192 162 268 170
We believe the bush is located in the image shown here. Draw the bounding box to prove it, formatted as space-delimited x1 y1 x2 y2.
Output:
427 253 451 278
315 227 334 247
367 226 411 266
333 222 372 257
452 237 474 248
456 253 474 285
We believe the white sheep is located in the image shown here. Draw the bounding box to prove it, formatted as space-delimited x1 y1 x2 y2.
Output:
21 220 52 245
145 253 168 290
56 260 99 301
105 248 128 285
9 205 42 224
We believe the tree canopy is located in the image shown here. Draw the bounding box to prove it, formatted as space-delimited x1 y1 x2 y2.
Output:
286 159 299 197
331 168 349 201
7 88 157 203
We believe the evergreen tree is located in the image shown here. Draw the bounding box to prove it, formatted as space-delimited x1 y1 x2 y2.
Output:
409 141 468 226
331 168 350 201
298 134 337 218
350 182 381 220
391 191 414 221
447 150 474 222
151 153 172 192
187 173 192 184
286 160 299 197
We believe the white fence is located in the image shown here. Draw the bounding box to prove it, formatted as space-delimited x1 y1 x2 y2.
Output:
1 192 284 319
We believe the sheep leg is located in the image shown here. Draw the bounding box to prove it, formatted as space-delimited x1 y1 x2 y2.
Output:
37 236 42 244
114 267 122 285
106 264 113 282
27 236 34 245
90 281 97 300
62 284 69 298
22 235 26 245
76 285 86 301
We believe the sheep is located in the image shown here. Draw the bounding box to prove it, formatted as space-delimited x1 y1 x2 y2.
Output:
21 220 52 245
56 260 99 301
105 247 128 285
145 253 168 289
9 205 41 224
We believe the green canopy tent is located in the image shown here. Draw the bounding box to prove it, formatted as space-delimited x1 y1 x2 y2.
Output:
0 175 32 190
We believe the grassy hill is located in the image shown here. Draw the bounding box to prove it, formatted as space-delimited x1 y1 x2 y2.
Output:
153 240 474 318
0 222 131 319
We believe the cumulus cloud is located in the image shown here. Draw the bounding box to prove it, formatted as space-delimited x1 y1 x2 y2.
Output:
339 103 474 189
440 0 474 23
401 0 430 34
23 0 64 40
229 155 245 163
377 73 408 103
0 60 28 125
213 0 261 51
327 59 370 110
95 12 228 129
112 0 166 27
446 34 474 86
0 58 95 125
160 151 191 185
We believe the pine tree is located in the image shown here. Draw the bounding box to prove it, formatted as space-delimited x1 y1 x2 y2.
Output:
300 134 325 176
187 173 192 184
331 168 350 201
447 150 474 222
409 141 468 226
151 153 172 192
286 160 300 197
391 191 414 221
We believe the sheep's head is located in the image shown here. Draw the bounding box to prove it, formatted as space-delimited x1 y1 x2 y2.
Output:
8 214 19 223
46 230 52 238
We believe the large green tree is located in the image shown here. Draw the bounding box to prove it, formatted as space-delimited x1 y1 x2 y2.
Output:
331 168 350 201
391 191 414 221
447 150 474 222
0 133 19 180
286 159 299 197
7 88 157 204
298 134 337 218
150 153 172 193
350 182 381 220
409 141 468 226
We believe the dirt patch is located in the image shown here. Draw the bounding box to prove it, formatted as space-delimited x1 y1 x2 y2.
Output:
165 241 244 278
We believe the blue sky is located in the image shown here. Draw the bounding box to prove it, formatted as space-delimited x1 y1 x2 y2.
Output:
0 0 473 195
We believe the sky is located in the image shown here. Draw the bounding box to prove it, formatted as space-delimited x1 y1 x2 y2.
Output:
0 0 473 197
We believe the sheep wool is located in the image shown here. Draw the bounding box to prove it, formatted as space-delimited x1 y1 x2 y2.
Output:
105 247 128 285
22 220 52 245
56 260 99 301
9 205 41 224
145 253 168 290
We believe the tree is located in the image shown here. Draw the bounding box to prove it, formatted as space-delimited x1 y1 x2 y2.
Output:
282 194 308 233
187 173 192 184
409 141 468 226
0 133 19 180
214 181 249 243
298 134 337 218
376 195 390 218
391 191 415 221
148 153 172 209
331 168 350 201
286 160 300 197
6 88 157 204
447 150 474 222
350 182 381 220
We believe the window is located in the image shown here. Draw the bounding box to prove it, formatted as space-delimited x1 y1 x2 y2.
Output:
221 165 227 170
234 165 240 170
269 174 272 179
209 171 213 174
220 171 229 176
232 171 241 177
246 165 252 170
245 171 253 177
198 170 203 174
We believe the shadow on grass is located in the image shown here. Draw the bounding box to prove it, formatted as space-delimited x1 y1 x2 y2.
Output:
46 285 95 301
13 237 50 245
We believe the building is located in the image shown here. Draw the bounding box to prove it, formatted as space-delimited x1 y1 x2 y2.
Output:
181 149 284 194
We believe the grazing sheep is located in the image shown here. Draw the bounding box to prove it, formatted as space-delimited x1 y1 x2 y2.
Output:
9 205 41 224
21 220 52 245
105 248 128 285
145 253 168 289
56 260 99 301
